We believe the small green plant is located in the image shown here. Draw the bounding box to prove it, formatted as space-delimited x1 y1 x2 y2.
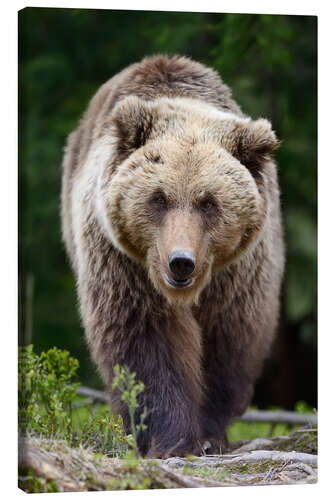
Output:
78 409 131 456
18 344 80 439
112 365 147 457
18 345 133 457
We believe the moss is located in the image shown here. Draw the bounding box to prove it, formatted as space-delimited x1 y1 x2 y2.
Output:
106 458 172 490
182 464 227 482
107 469 168 490
291 432 317 454
223 460 278 475
269 430 317 454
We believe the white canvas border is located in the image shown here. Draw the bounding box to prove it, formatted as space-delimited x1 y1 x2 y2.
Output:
1 1 330 498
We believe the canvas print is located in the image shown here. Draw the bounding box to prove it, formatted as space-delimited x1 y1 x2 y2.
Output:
18 8 317 492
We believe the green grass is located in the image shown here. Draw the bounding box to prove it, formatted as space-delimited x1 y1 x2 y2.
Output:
227 420 293 441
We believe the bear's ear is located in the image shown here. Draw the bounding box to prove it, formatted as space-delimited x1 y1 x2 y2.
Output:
232 119 279 179
112 96 157 157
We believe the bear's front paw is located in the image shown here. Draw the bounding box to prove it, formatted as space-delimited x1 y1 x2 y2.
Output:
145 437 202 458
199 435 229 455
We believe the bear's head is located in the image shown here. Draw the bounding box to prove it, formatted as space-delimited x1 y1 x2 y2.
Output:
96 96 279 305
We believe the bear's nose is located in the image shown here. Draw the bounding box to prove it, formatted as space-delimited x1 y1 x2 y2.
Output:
168 250 196 280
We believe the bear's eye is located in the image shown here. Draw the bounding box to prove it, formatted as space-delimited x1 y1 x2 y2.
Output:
199 198 217 215
150 191 168 211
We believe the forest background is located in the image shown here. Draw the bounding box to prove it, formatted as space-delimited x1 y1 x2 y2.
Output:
18 8 317 409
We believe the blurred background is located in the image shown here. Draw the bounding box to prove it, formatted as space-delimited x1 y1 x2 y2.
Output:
18 8 317 409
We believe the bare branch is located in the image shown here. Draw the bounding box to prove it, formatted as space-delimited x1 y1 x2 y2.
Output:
76 386 317 427
238 409 317 427
76 386 109 403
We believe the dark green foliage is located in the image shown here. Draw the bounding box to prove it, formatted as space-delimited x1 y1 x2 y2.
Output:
18 9 317 406
18 345 141 456
18 345 80 437
73 408 130 456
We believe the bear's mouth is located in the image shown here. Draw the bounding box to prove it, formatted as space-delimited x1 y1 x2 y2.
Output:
164 273 193 289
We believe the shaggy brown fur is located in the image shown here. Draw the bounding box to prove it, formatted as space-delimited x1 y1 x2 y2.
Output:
61 55 284 457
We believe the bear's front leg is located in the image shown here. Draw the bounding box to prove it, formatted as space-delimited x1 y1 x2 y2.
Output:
81 254 204 457
103 309 203 457
198 322 262 452
198 310 274 452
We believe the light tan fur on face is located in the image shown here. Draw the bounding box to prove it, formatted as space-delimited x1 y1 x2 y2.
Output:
152 209 213 305
69 89 277 307
157 209 206 271
99 111 270 305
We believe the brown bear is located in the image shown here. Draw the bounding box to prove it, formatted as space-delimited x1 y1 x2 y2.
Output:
61 55 284 457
